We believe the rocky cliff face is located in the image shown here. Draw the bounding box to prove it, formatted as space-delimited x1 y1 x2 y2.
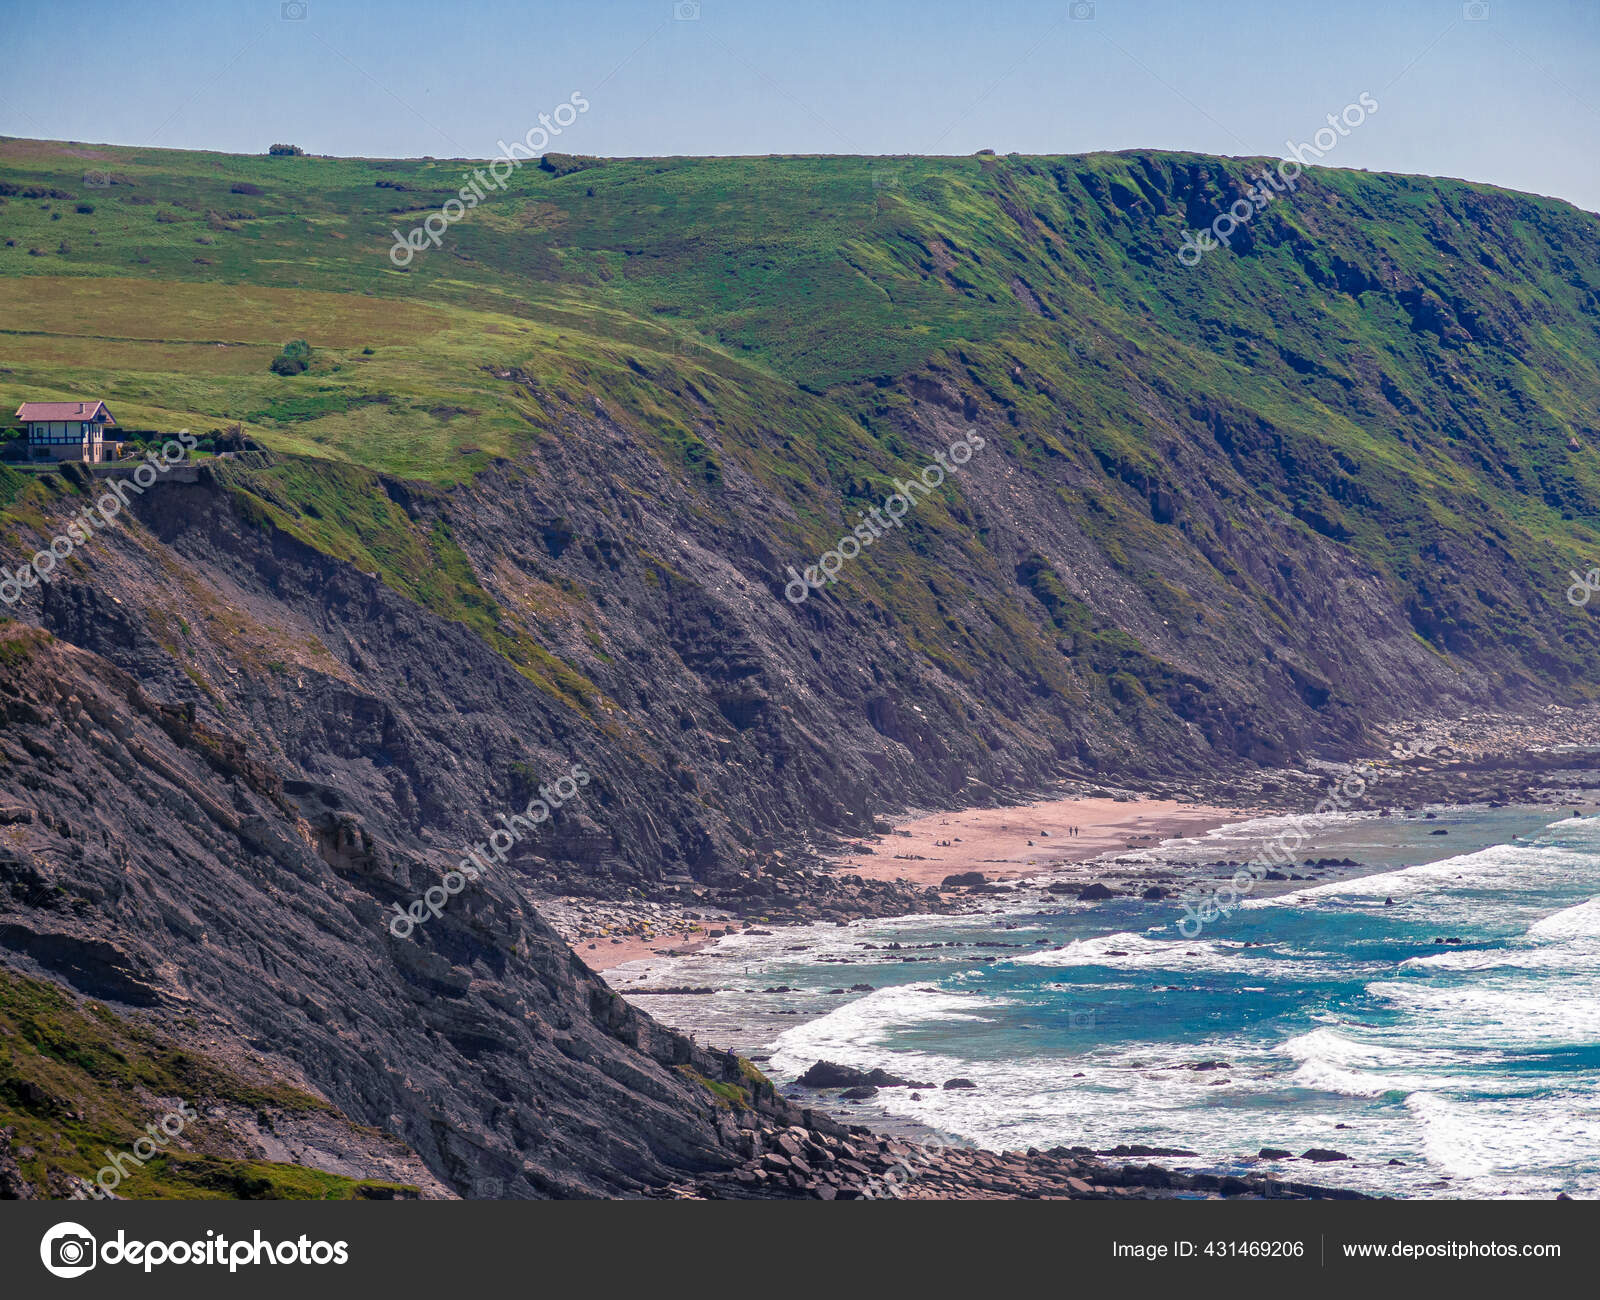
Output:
0 622 822 1197
0 405 1582 1195
3 147 1600 1197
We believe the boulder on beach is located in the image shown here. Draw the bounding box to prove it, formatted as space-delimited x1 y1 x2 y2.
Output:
1141 885 1172 900
1301 1148 1352 1162
1257 1147 1293 1160
796 1060 931 1089
839 1086 879 1100
943 1077 978 1090
1078 882 1116 901
941 871 987 889
798 1061 867 1088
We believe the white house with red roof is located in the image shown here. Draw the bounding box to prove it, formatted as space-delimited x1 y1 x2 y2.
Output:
14 399 118 463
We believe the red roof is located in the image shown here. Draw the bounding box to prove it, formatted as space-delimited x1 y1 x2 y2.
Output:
15 400 116 425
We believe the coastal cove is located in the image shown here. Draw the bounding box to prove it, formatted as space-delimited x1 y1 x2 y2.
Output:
606 797 1600 1200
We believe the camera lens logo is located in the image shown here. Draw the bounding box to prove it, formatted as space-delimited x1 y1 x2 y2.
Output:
41 1223 97 1279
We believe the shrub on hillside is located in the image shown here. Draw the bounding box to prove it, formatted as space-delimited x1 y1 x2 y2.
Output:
267 143 305 157
270 339 313 376
538 153 606 178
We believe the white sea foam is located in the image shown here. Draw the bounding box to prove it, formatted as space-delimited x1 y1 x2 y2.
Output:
621 806 1600 1198
1006 930 1235 971
1402 1089 1600 1188
1526 894 1600 941
1368 977 1600 1045
769 983 1003 1080
1240 841 1585 911
1279 1026 1456 1097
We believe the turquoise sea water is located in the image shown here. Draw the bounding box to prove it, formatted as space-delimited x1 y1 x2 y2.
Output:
618 806 1600 1198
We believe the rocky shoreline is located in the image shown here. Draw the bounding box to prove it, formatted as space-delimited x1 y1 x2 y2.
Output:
672 1112 1366 1201
582 728 1600 1202
647 1048 1366 1201
550 736 1600 972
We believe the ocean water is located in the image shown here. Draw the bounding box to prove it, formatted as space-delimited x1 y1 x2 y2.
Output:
616 806 1600 1198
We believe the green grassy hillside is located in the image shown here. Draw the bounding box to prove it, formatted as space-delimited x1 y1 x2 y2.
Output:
2 134 1599 727
0 967 419 1199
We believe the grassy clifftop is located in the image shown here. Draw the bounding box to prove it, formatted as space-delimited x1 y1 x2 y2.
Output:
2 135 1599 733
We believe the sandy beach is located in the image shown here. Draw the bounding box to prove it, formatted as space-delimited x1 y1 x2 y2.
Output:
831 794 1258 889
581 929 722 970
576 794 1259 970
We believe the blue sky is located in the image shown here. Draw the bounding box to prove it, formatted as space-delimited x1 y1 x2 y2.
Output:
4 0 1598 210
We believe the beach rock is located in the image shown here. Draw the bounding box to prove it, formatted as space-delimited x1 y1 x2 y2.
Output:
1097 1143 1197 1158
943 1078 978 1090
839 1086 878 1101
1078 882 1116 900
1301 1149 1351 1162
1258 1147 1293 1159
798 1061 866 1088
941 872 987 889
796 1060 930 1090
1141 886 1172 900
